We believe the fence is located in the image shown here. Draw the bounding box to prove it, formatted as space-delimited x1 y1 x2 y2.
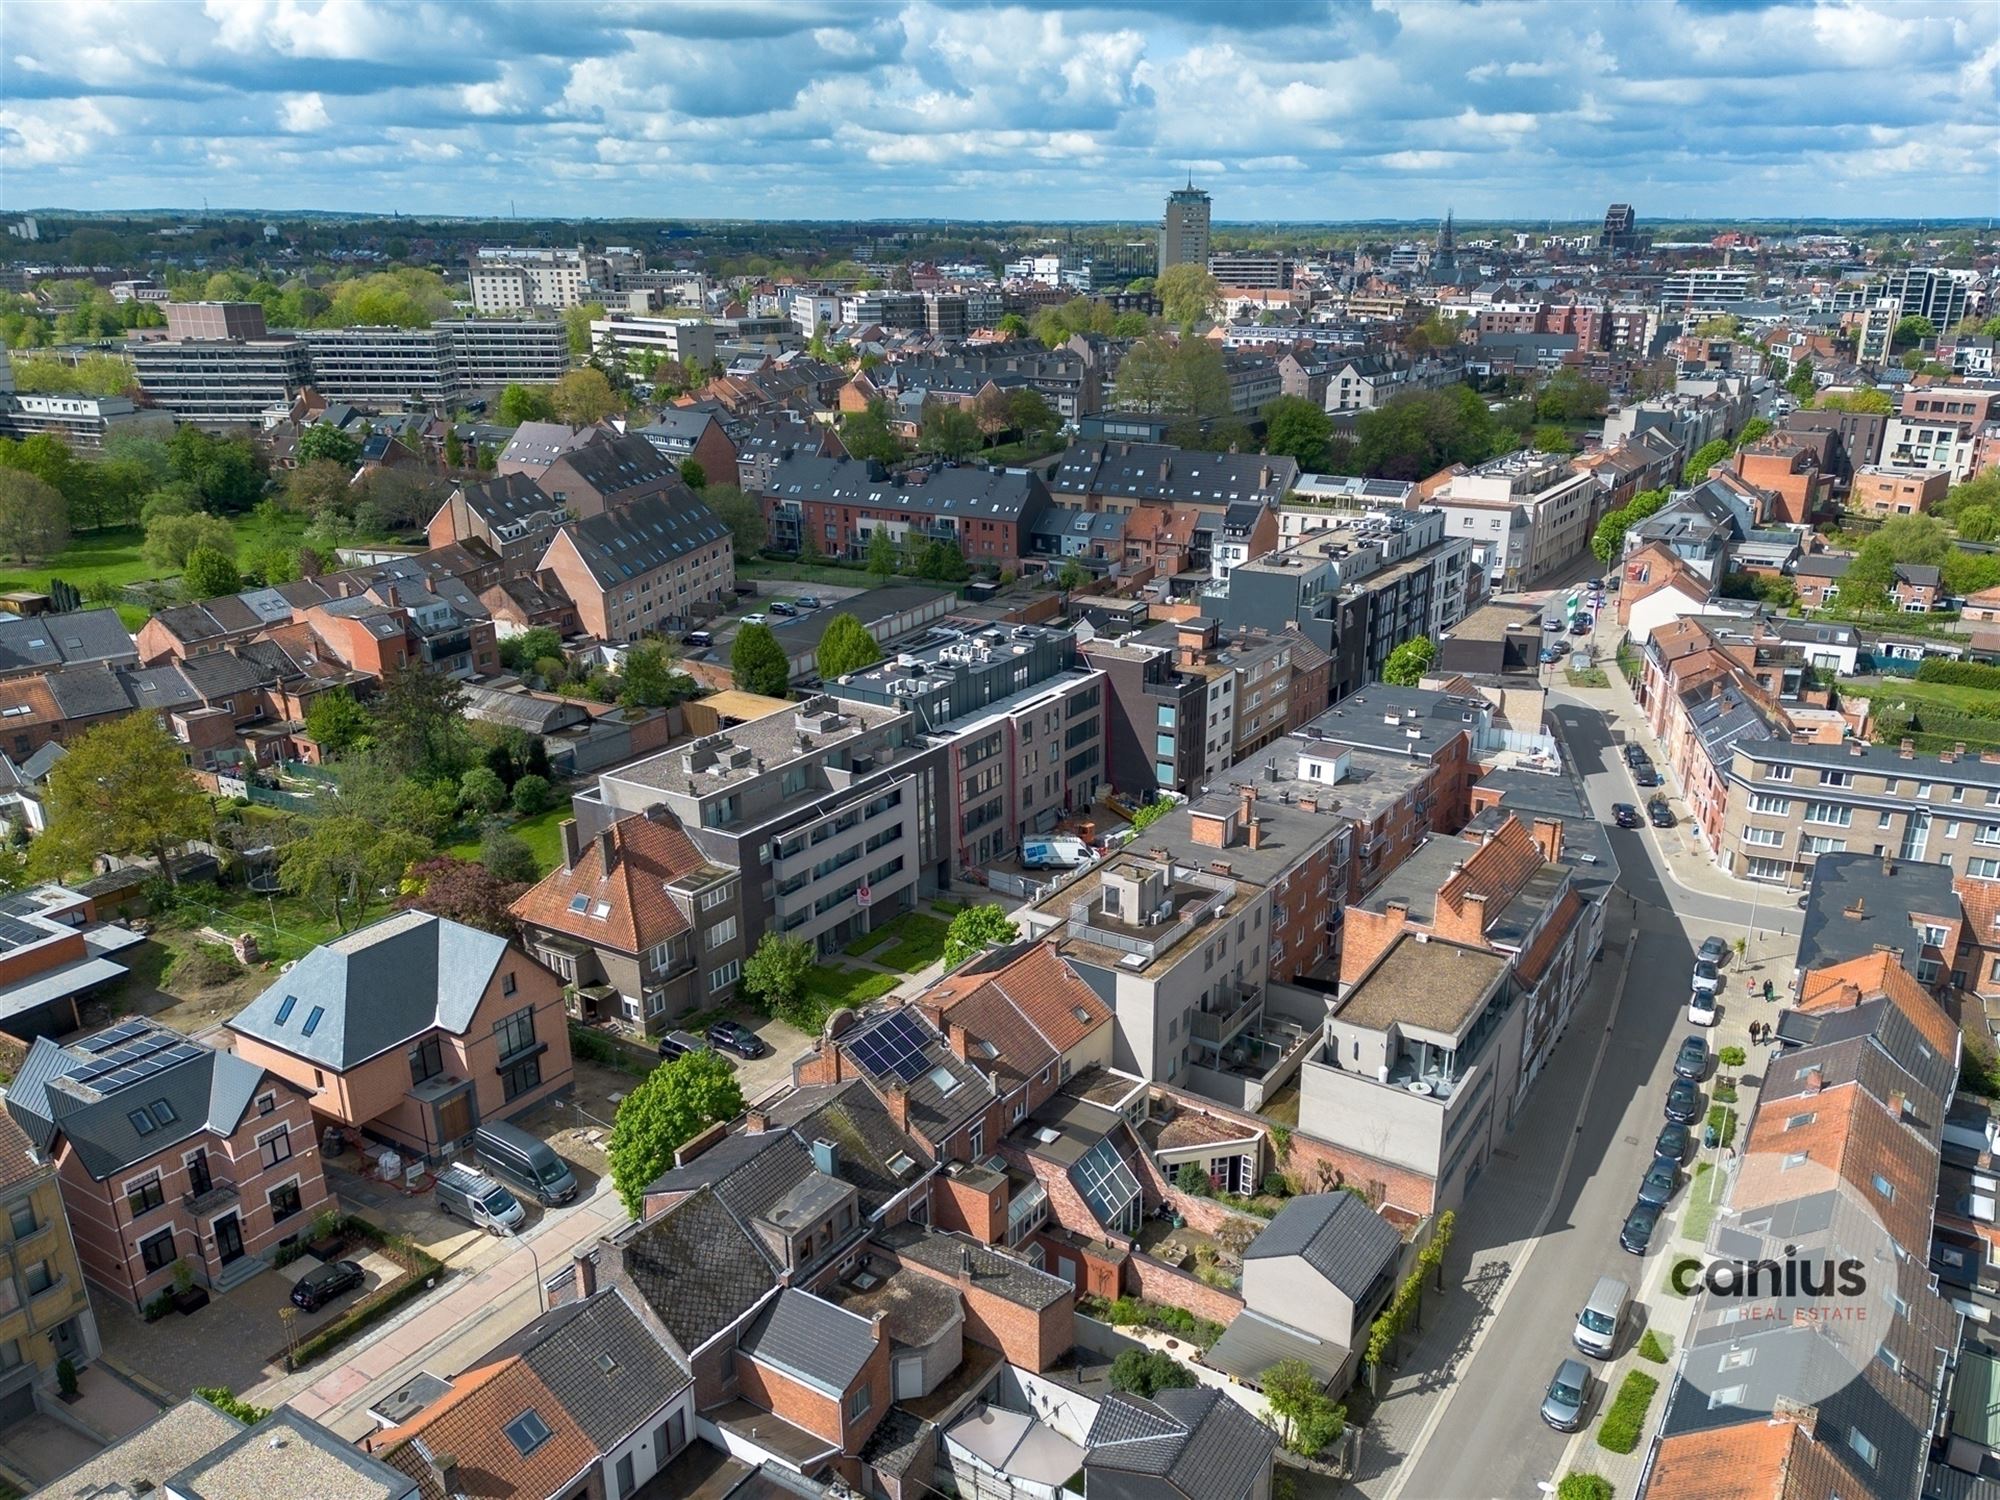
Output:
245 785 318 813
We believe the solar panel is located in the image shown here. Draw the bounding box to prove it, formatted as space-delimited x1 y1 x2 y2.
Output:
847 1010 932 1084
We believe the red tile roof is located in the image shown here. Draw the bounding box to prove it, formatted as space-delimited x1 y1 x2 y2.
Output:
1796 950 1957 1058
509 811 713 955
1438 814 1542 928
1736 1081 1937 1253
374 1358 596 1500
921 942 1111 1060
1647 1415 1873 1500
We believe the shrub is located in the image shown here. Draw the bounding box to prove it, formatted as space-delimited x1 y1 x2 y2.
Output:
1637 1330 1672 1363
1712 1082 1738 1104
1109 1348 1197 1398
1596 1370 1660 1454
510 773 552 816
568 1024 618 1067
1090 1295 1227 1349
196 1387 271 1424
1717 1046 1746 1068
1261 1170 1291 1198
141 1290 176 1322
286 1217 443 1371
1706 1104 1738 1147
1174 1161 1211 1195
1917 658 2000 691
1558 1477 1614 1500
56 1357 78 1397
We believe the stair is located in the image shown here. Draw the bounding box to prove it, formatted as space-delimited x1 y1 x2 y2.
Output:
211 1255 268 1294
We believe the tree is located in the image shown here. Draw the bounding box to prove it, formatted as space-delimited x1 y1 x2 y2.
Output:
1785 356 1817 403
303 688 371 756
866 527 899 583
480 827 539 884
1734 416 1773 448
0 469 69 564
1109 1348 1197 1399
367 666 471 783
839 398 905 465
1157 264 1222 331
498 626 564 674
608 1050 745 1215
996 313 1030 339
295 425 360 467
917 401 981 460
280 814 429 932
510 773 553 815
1893 315 1935 351
1006 387 1058 439
180 546 241 599
399 855 528 935
564 300 606 356
913 538 971 582
1056 558 1088 591
1174 1161 1211 1195
31 713 214 886
7 352 134 398
742 932 814 1020
678 458 707 490
817 613 884 679
1262 1358 1346 1458
705 485 767 556
1814 388 1891 414
144 512 236 573
443 427 465 470
944 906 1019 970
552 368 622 426
1353 386 1500 481
1382 637 1437 686
497 384 556 426
1535 368 1608 423
458 765 508 814
1261 396 1332 469
1682 437 1731 486
731 623 791 697
1112 335 1174 413
619 640 680 711
1112 310 1151 337
165 427 263 512
1531 424 1578 454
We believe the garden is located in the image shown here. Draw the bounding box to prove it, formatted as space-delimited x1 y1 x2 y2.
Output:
843 910 952 972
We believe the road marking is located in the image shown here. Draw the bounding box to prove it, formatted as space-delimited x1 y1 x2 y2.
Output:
1384 920 1642 1500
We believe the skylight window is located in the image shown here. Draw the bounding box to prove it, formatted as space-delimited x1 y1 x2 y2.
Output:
275 995 297 1025
927 1065 960 1096
505 1410 553 1457
302 1006 325 1038
127 1110 156 1136
150 1100 176 1127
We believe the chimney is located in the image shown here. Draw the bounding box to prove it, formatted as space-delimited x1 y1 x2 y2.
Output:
597 826 617 872
946 1021 971 1061
1259 465 1273 488
745 1108 770 1134
1955 743 1968 757
1240 787 1256 828
1888 1089 1907 1120
572 1247 598 1298
674 1119 729 1166
958 1244 974 1286
871 1310 890 1348
883 1085 909 1132
810 1137 840 1177
560 818 583 870
1804 1067 1824 1094
1248 818 1262 850
426 1450 460 1498
1882 853 1896 877
1845 896 1866 918
1530 816 1564 864
1849 740 1865 756
1298 795 1318 814
1900 738 1915 758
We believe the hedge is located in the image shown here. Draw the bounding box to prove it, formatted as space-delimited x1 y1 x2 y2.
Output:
1079 1294 1227 1350
284 1217 444 1371
1917 658 2000 691
1597 1370 1660 1454
1558 1477 1614 1500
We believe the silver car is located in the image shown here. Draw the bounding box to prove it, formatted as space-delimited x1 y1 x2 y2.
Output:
1541 1358 1591 1431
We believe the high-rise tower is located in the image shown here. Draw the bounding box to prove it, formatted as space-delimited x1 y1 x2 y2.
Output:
1160 180 1212 272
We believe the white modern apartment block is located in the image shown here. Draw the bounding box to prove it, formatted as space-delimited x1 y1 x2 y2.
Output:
1430 451 1598 591
296 326 466 409
586 315 719 369
470 247 591 312
434 319 569 388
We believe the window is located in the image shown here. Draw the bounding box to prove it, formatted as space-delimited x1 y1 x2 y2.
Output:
505 1411 554 1458
706 916 738 950
1803 804 1851 826
1742 826 1783 847
127 1109 156 1137
1748 792 1790 815
1801 836 1846 856
502 971 517 997
22 1261 52 1296
708 960 741 994
257 1093 275 1116
1787 1112 1815 1129
1765 765 1793 782
6 1201 33 1239
847 1384 872 1422
1872 1173 1895 1200
1847 1428 1878 1469
1971 858 2000 880
269 1180 302 1222
259 1126 292 1169
301 1006 325 1037
126 1174 165 1217
409 1036 443 1087
494 1006 537 1061
139 1229 176 1273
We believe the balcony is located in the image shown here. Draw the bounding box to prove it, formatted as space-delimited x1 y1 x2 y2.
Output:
1190 983 1260 1046
183 1177 239 1216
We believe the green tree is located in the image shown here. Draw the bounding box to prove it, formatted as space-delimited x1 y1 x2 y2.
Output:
1005 388 1057 442
703 485 767 557
479 828 539 884
498 626 564 674
1261 1358 1346 1458
816 613 884 678
510 773 553 815
944 906 1019 970
1109 1348 1197 1399
996 313 1030 339
1157 264 1222 331
1682 437 1731 485
1113 335 1174 413
443 427 465 469
296 425 361 467
303 688 371 756
607 1050 745 1216
280 814 430 932
918 401 981 460
678 458 706 489
31 713 214 886
552 368 622 426
368 664 471 782
619 640 680 711
0 469 70 564
731 622 791 697
1174 1161 1211 1195
1354 386 1499 481
1893 315 1935 350
839 398 906 465
1530 424 1578 454
564 300 606 357
1535 368 1608 423
1382 637 1437 686
166 427 264 511
1112 310 1151 337
7 352 135 398
1785 356 1816 403
144 511 236 573
742 932 814 1020
1814 388 1891 415
1734 416 1773 448
497 384 556 426
866 527 899 583
1056 558 1088 591
458 765 508 814
1261 396 1332 468
180 546 241 599
1163 338 1229 418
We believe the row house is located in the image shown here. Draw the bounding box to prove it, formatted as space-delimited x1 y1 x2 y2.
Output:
1429 450 1599 591
536 486 735 644
1731 430 1833 524
0 1109 98 1411
5 1018 335 1310
1781 405 1887 482
634 406 739 485
759 454 1051 571
1046 440 1297 518
732 408 847 494
0 610 137 684
426 471 573 581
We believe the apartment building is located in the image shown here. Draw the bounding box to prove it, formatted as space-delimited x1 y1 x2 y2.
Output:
1850 465 1951 517
1077 631 1210 799
296 326 466 410
1656 267 1754 312
578 695 944 959
821 622 1105 878
1885 386 2000 481
536 487 734 643
1429 451 1599 590
127 336 312 426
425 472 571 579
470 247 590 312
4 1018 334 1310
432 318 569 388
0 1109 98 1419
585 315 719 370
1721 737 2000 893
1047 441 1297 518
1881 265 1973 332
760 454 1051 571
1160 184 1211 272
163 301 268 340
1207 251 1292 289
0 393 171 452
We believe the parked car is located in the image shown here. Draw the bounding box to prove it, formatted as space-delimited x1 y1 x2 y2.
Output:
1696 935 1728 967
1665 1077 1703 1124
740 612 768 626
434 1164 525 1235
1674 1035 1709 1080
683 630 714 649
474 1121 578 1208
769 601 797 617
1688 989 1719 1027
1655 1121 1691 1163
705 1020 769 1059
1637 1160 1678 1209
1613 803 1643 830
796 595 823 610
1573 1275 1629 1359
1647 798 1675 826
1619 1200 1663 1256
1541 1358 1592 1431
657 1030 709 1061
1540 648 1563 665
1544 616 1566 632
1570 615 1594 635
291 1259 365 1312
1623 744 1649 768
1691 959 1721 996
1633 766 1661 788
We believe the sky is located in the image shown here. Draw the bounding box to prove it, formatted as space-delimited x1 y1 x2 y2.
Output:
2 0 1997 224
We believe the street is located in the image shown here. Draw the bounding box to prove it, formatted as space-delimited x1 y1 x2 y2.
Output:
1378 691 1783 1500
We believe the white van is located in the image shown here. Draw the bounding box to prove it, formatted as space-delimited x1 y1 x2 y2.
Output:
1574 1275 1630 1358
434 1163 526 1234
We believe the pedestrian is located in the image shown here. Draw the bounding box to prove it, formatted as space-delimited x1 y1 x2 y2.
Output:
1748 1020 1761 1045
1764 980 1775 1003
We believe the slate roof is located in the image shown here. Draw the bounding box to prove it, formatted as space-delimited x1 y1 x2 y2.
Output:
834 1007 990 1143
642 1128 816 1223
228 910 513 1070
469 1290 691 1451
739 1288 880 1396
1048 443 1296 510
613 1184 778 1353
1771 996 1956 1105
1244 1190 1402 1298
6 1018 265 1180
497 421 599 473
1796 853 1962 981
1084 1387 1276 1500
548 487 729 588
763 1081 933 1218
453 470 568 532
542 432 685 508
875 1223 1072 1311
762 453 1050 525
0 609 135 673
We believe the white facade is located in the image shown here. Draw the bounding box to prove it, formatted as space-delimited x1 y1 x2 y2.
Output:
470 247 590 312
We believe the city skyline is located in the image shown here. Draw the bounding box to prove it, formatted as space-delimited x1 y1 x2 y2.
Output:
2 0 1994 221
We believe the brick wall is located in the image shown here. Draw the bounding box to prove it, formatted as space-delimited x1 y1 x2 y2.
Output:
1032 1230 1124 1302
932 1172 1005 1244
872 1239 1074 1370
1125 1253 1245 1327
1340 903 1405 986
736 1352 843 1448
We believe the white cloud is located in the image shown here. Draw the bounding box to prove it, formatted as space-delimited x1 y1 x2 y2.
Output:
280 91 331 132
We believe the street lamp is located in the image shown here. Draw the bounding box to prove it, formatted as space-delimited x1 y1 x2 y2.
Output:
507 1226 544 1314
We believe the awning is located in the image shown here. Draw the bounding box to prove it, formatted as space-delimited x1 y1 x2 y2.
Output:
1205 1307 1348 1387
0 955 129 1022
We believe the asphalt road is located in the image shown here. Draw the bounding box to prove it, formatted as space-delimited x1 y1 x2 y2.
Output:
1388 700 1768 1500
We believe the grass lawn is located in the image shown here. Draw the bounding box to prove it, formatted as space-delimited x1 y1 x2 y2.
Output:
161 886 348 966
443 803 572 876
737 557 888 588
0 525 153 597
865 912 950 973
1681 1159 1727 1242
1843 676 2000 718
1566 662 1611 688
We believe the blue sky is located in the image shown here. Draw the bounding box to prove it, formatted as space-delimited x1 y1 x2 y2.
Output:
3 0 1995 222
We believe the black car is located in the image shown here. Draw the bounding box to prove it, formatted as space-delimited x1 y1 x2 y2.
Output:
1570 616 1593 636
706 1021 769 1059
1633 766 1661 788
1648 799 1676 828
1619 1200 1662 1256
768 601 797 617
291 1258 365 1312
656 1029 709 1061
1665 1077 1703 1124
1674 1035 1709 1080
1655 1121 1691 1163
1613 803 1643 830
1623 743 1649 768
1637 1160 1678 1209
